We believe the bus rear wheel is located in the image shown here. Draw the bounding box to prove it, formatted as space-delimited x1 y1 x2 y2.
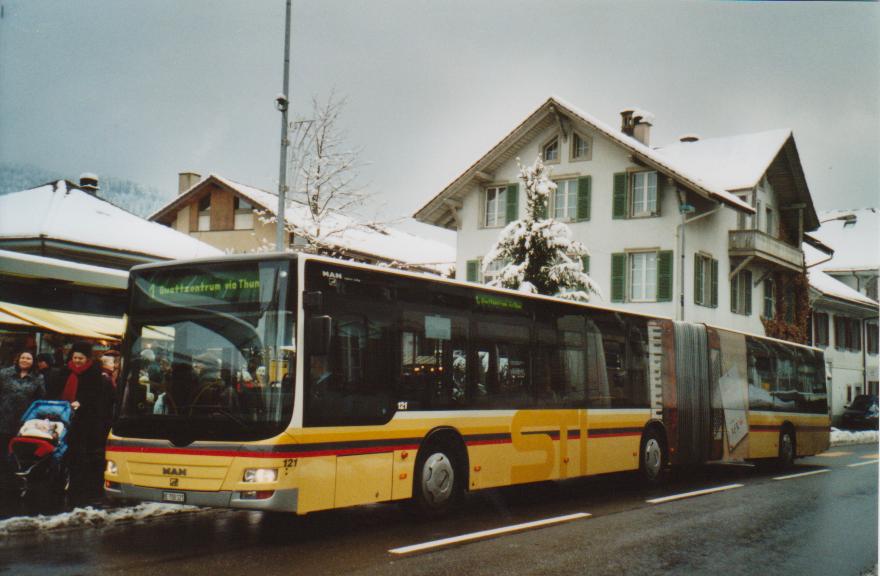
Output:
413 444 459 516
777 429 795 470
639 429 666 485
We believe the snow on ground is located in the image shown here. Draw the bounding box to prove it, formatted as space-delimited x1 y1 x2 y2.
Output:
830 427 879 447
0 502 204 536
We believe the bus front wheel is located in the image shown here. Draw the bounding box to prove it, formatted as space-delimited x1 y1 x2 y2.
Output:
639 429 667 485
413 444 459 516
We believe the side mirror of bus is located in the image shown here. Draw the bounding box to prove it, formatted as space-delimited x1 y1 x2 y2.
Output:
309 316 332 355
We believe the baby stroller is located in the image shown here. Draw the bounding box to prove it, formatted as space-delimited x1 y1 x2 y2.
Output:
8 400 73 499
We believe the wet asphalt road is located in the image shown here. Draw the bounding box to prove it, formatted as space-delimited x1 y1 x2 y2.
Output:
0 443 876 576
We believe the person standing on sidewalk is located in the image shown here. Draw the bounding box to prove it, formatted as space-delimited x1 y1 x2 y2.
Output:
0 351 45 492
47 341 114 499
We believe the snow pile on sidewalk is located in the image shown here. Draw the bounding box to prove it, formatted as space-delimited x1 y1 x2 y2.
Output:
0 502 202 536
830 427 879 446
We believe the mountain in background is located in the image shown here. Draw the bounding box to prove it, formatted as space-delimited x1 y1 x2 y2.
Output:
0 163 171 217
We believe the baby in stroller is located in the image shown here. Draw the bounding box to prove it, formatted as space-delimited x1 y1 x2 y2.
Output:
8 400 73 498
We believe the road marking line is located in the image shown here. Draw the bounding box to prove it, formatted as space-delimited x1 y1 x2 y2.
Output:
773 469 830 481
847 460 879 468
815 451 852 458
861 454 879 459
646 484 743 504
388 512 591 555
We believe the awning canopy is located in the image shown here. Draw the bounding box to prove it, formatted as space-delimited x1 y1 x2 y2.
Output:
0 301 123 340
0 308 33 328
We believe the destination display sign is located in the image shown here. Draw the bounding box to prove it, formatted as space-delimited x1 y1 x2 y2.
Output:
136 266 262 308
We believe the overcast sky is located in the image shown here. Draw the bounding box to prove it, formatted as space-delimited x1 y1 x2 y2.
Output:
1 0 877 244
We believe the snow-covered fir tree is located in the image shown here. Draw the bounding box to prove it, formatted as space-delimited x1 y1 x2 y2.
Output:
482 156 600 302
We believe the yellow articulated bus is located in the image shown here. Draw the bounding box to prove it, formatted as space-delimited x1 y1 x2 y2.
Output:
105 253 830 515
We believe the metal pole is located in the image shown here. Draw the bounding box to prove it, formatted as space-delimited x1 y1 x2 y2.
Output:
275 0 292 252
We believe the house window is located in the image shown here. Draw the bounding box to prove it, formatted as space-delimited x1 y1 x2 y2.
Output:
868 322 879 355
542 137 559 163
571 133 591 161
553 179 577 220
233 197 254 230
197 195 211 231
631 171 658 217
763 279 775 319
730 269 753 315
835 316 862 352
694 254 718 307
736 193 753 230
484 186 507 227
629 252 658 302
813 312 829 347
765 206 774 237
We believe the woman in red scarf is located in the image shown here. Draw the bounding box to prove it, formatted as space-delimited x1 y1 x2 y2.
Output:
47 341 114 499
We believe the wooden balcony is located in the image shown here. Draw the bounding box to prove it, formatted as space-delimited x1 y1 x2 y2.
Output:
728 230 804 272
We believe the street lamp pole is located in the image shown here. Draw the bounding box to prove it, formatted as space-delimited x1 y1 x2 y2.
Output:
275 0 292 252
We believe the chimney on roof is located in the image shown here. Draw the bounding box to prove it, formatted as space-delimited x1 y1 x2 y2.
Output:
620 108 653 146
178 172 201 194
679 134 700 143
632 112 652 146
79 173 99 196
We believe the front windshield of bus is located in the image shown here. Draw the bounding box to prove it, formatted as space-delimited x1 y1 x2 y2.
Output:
115 259 296 443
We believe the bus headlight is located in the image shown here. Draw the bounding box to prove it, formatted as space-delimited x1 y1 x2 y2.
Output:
243 468 278 483
106 460 118 475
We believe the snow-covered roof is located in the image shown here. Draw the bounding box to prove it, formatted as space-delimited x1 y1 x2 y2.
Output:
655 129 792 192
808 269 877 307
0 181 222 261
151 174 454 270
538 97 754 213
808 208 878 272
415 96 753 228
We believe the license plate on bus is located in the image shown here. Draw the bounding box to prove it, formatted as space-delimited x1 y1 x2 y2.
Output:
162 491 186 503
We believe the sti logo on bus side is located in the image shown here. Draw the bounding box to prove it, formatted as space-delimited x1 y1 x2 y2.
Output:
163 467 187 476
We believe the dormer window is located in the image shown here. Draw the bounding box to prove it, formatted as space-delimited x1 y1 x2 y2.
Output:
234 196 254 230
542 137 559 163
197 195 211 231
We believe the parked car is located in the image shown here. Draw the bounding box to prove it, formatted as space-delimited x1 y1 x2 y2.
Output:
840 394 879 430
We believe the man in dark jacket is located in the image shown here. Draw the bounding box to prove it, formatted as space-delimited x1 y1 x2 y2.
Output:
47 341 114 498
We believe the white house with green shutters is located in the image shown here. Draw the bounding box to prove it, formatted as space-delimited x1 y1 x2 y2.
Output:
414 97 826 340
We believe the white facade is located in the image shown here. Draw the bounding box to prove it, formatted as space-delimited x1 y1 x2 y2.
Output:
422 98 818 339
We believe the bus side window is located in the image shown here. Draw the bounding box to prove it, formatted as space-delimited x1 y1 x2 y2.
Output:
476 320 530 409
584 318 610 408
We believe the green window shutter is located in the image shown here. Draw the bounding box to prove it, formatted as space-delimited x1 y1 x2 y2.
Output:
577 176 591 221
505 184 519 224
694 253 703 305
466 260 479 282
611 253 626 302
612 173 628 219
581 255 590 274
744 270 753 315
710 259 719 308
654 180 663 216
657 250 673 302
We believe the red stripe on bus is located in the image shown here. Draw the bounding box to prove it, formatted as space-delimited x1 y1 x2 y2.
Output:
106 444 422 459
588 431 642 438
